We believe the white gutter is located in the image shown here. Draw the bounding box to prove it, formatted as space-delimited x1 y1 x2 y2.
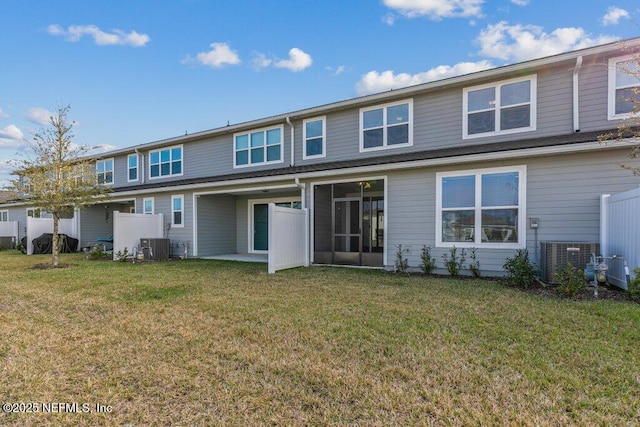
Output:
286 117 294 166
573 56 583 132
106 138 639 197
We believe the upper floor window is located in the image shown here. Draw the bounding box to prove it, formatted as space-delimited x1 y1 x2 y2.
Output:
608 55 640 120
128 154 138 182
96 159 113 185
0 210 7 221
27 208 41 218
360 99 413 152
463 75 536 139
143 197 154 215
150 145 182 178
171 195 184 227
234 126 283 168
436 165 526 249
303 117 326 159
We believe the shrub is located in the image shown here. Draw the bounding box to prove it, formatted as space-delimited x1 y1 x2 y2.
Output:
88 246 110 261
115 247 130 262
503 249 537 287
555 262 585 298
468 247 481 278
394 244 408 273
420 245 437 275
628 268 640 301
16 242 26 254
441 246 466 278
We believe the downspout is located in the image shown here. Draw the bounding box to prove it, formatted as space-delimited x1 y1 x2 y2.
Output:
573 56 583 132
286 116 295 166
135 148 144 184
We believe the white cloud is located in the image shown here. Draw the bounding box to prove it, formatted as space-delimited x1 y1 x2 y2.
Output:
26 107 53 125
47 24 150 47
355 60 495 95
251 52 273 70
602 7 629 26
383 0 485 20
89 144 118 153
475 21 619 62
510 0 529 5
0 125 25 147
186 43 241 68
274 48 313 72
0 108 8 118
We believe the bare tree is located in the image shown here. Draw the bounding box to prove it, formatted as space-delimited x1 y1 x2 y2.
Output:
11 105 110 266
599 51 640 174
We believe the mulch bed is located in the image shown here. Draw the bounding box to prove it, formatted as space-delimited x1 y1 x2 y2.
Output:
502 279 635 302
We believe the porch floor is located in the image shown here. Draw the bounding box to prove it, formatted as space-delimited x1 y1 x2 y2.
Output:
202 253 268 263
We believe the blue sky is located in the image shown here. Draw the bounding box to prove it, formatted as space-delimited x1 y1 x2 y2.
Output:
1 0 638 187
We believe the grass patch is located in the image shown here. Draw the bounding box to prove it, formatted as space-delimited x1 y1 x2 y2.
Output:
0 250 639 425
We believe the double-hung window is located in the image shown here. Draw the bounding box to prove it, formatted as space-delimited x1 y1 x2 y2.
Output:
234 126 283 168
608 55 640 120
303 117 326 159
150 145 182 178
171 195 184 227
436 166 526 248
463 76 536 138
27 208 41 218
0 210 7 221
143 197 154 215
96 159 113 185
360 99 412 151
127 154 138 182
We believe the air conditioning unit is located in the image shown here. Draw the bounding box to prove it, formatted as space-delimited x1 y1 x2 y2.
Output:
540 242 599 284
139 238 170 261
0 236 15 249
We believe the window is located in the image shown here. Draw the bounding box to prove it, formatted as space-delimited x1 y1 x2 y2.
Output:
96 159 114 185
463 76 536 138
150 145 182 178
128 154 138 182
303 117 326 159
234 126 283 168
436 166 526 248
0 210 7 221
360 99 413 151
143 198 154 215
171 195 184 227
27 208 41 218
608 55 640 120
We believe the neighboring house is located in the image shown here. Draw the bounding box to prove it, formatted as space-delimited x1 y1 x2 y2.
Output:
3 38 640 275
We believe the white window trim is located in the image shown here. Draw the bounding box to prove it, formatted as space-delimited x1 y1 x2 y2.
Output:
143 197 154 215
26 207 42 218
302 116 327 160
148 144 184 179
462 75 537 139
127 153 139 183
608 54 640 121
436 165 527 249
233 125 285 169
171 194 184 228
0 210 8 221
247 196 301 254
96 158 114 186
359 99 413 152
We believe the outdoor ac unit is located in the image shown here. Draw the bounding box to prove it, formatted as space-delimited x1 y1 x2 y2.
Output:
139 238 170 261
0 236 15 249
540 242 599 284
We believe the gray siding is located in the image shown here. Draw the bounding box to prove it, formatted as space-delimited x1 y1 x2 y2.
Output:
383 148 638 275
197 194 237 256
80 202 132 248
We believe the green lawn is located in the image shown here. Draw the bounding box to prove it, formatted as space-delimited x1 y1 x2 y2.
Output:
1 251 639 426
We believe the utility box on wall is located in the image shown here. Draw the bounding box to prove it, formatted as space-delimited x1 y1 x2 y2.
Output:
540 242 599 284
140 238 170 261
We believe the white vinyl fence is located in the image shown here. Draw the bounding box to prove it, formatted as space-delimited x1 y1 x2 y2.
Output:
26 216 79 255
112 211 164 259
0 221 19 245
268 204 309 274
601 187 640 289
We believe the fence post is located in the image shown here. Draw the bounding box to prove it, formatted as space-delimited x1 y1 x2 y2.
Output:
600 194 610 257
